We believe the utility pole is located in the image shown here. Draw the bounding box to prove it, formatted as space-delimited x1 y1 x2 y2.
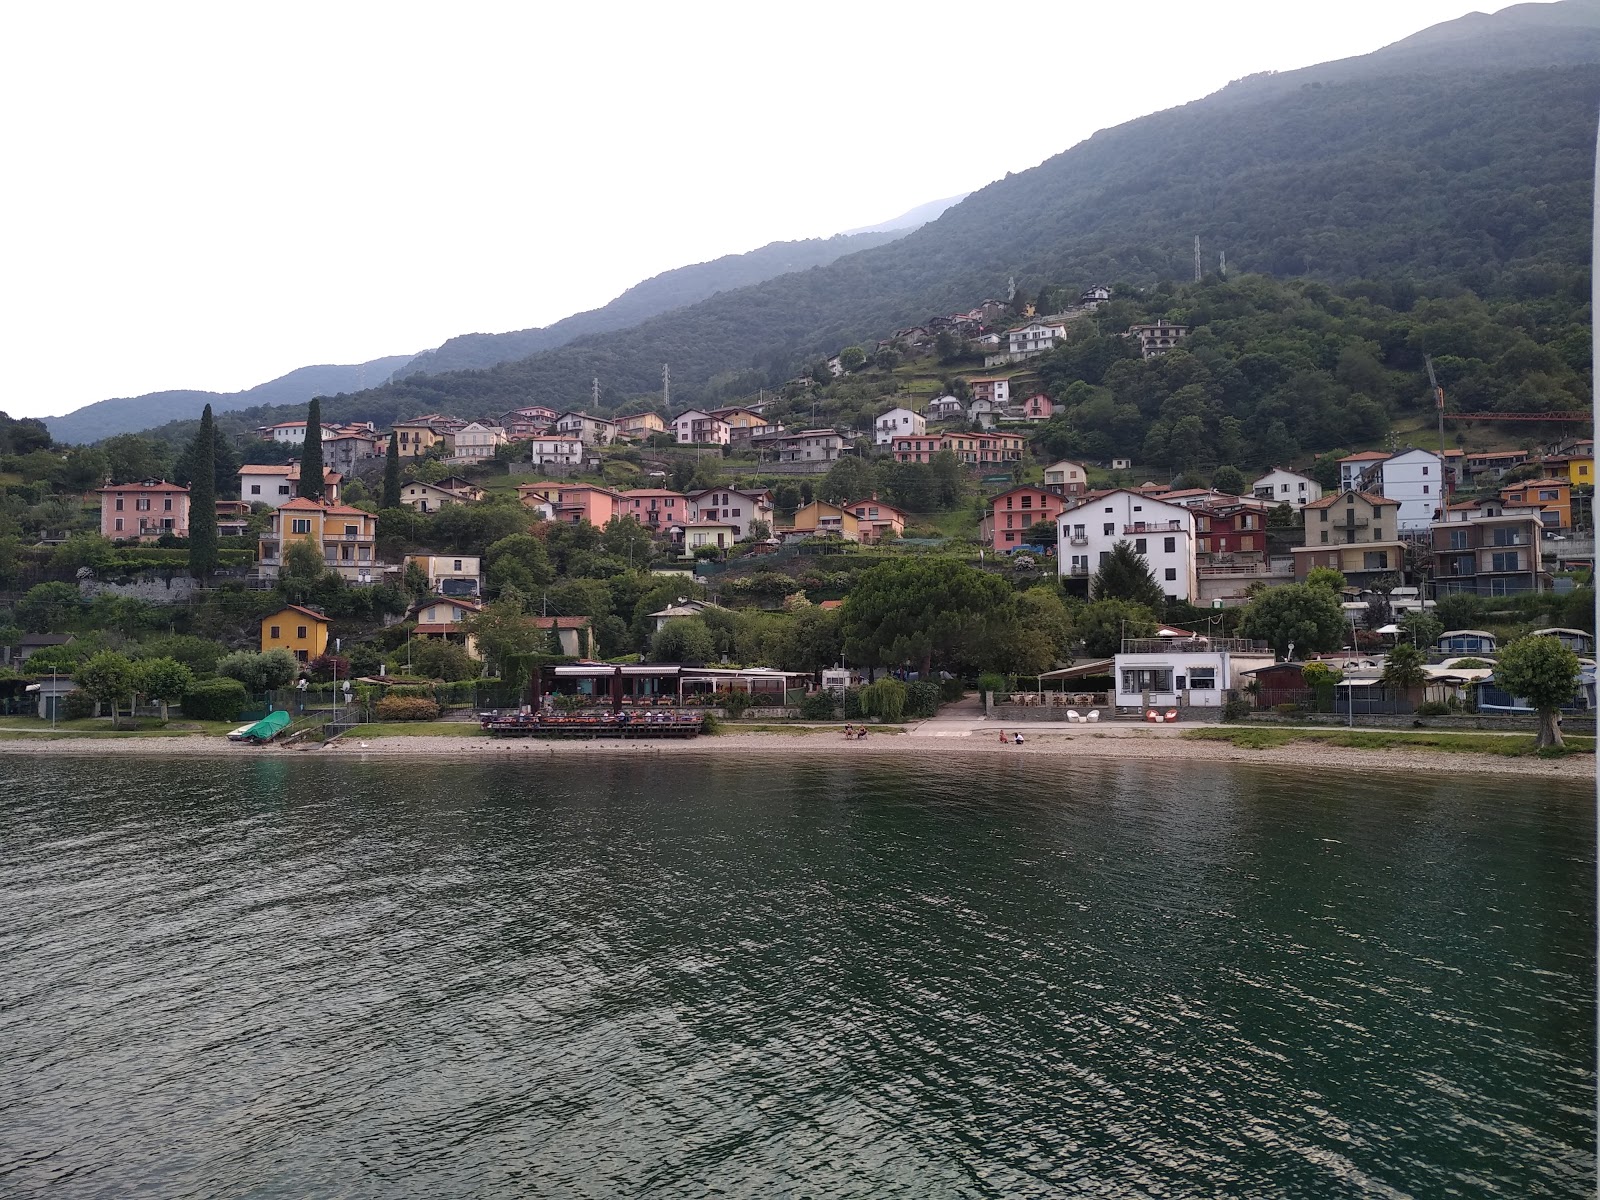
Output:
662 364 671 412
1194 236 1202 283
592 376 600 410
1425 354 1448 491
1219 251 1227 279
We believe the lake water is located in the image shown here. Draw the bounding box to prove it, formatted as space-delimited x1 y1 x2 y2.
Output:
0 753 1593 1197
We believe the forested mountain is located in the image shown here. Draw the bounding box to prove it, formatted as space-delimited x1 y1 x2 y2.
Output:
150 0 1596 446
45 356 417 445
391 230 906 381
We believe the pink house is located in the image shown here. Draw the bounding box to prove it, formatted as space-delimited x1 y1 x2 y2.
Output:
554 484 624 527
100 480 191 541
1020 393 1055 421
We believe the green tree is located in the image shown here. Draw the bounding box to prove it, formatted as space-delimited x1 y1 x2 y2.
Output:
76 650 137 725
818 456 876 505
1494 635 1582 748
279 536 329 603
484 533 555 598
101 434 168 484
463 599 544 675
840 558 1016 676
1077 599 1158 658
1379 642 1428 694
382 431 401 509
298 398 325 500
1212 465 1245 495
1304 566 1347 594
1400 609 1444 649
837 345 867 371
408 638 480 682
1237 584 1346 657
1023 519 1058 546
216 649 299 693
188 404 218 579
134 656 193 720
651 618 716 663
16 581 83 632
1090 541 1165 608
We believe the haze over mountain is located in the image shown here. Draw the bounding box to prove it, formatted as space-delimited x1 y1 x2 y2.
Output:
107 0 1600 449
840 195 970 236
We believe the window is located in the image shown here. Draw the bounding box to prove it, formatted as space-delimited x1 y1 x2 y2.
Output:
1189 667 1216 690
1164 568 1176 581
1422 485 1429 494
1121 668 1173 693
296 625 308 639
1491 551 1520 572
1491 528 1522 546
250 484 261 495
1319 510 1328 523
1540 490 1559 501
114 518 123 531
1422 466 1430 476
1363 551 1389 570
1133 505 1143 512
164 498 173 510
453 560 462 571
1164 537 1175 553
1372 527 1382 539
1103 522 1114 535
136 498 150 511
278 485 290 496
1449 529 1468 549
115 498 124 511
1320 531 1329 544
269 626 280 639
345 525 359 538
1135 538 1146 553
291 518 312 534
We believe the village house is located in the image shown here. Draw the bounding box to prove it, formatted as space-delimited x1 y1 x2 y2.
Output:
215 499 252 537
1499 477 1572 530
1127 321 1191 357
516 482 563 514
790 501 860 542
845 497 908 544
874 407 925 447
1016 393 1055 421
532 615 595 658
756 429 849 464
1462 448 1529 483
672 409 732 446
399 480 470 513
649 598 717 632
553 484 624 527
1541 450 1594 489
1080 285 1112 308
256 420 337 445
967 396 1002 429
500 407 559 439
1337 451 1391 491
392 416 463 458
615 412 667 440
405 554 482 597
1437 629 1499 655
449 422 507 463
413 597 484 659
706 408 772 446
622 488 688 532
891 431 1025 467
1432 498 1546 596
1042 460 1089 495
527 435 586 468
684 522 740 552
924 395 966 421
7 633 74 669
258 499 383 585
985 486 1071 549
237 465 343 509
1347 447 1446 532
260 604 330 663
966 377 1011 407
1113 631 1273 711
1005 321 1069 357
1057 490 1198 600
1292 491 1405 587
1251 467 1322 510
554 411 617 447
99 480 190 541
324 428 385 474
686 487 773 540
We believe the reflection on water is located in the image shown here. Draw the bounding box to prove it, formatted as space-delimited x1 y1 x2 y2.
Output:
0 754 1592 1198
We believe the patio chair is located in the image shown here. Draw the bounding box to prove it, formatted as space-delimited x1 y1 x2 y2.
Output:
1145 709 1163 723
1086 710 1100 722
1164 709 1180 722
1066 709 1081 722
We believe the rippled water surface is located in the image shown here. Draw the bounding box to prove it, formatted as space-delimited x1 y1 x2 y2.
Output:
1 753 1593 1197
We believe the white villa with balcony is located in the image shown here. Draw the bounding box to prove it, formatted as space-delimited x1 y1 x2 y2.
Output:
1114 634 1274 710
1056 490 1198 601
874 407 925 447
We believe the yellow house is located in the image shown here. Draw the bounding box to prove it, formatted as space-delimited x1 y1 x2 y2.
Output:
259 499 382 584
392 420 451 458
1546 454 1593 488
791 500 860 541
615 412 667 439
261 605 330 663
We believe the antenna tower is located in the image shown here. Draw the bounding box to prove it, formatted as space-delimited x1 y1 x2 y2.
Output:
1194 236 1202 283
662 363 671 411
592 376 600 409
1219 251 1227 279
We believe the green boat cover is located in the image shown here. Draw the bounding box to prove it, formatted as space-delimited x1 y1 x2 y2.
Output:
243 709 292 741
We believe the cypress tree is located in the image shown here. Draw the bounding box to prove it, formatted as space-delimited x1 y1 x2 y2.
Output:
188 404 218 578
298 398 325 500
382 430 401 509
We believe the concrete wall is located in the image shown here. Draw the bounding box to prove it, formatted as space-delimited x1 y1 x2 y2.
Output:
79 572 202 604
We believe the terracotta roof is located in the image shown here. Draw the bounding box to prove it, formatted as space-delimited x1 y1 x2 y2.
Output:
844 497 910 517
622 489 686 499
98 480 187 493
531 616 591 629
818 600 843 610
277 498 372 516
270 604 329 623
1338 451 1390 462
239 464 293 474
1302 491 1398 510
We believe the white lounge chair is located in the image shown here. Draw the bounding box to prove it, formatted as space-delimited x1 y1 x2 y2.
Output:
1066 709 1081 722
1087 710 1100 722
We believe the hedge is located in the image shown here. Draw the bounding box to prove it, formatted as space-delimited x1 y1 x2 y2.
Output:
181 678 249 721
373 695 440 721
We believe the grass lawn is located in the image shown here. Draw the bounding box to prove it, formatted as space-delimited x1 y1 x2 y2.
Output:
1186 727 1595 758
0 717 243 738
341 721 489 738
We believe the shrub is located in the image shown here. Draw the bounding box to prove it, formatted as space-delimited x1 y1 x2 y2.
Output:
938 677 966 702
373 695 440 721
1274 702 1303 717
976 672 1008 696
841 686 863 718
1414 700 1452 716
905 680 941 719
1222 697 1252 723
62 690 99 720
180 677 249 721
800 690 837 719
700 711 722 734
858 678 907 722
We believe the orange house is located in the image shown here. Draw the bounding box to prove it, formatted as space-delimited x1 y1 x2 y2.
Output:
1500 478 1572 530
844 497 908 543
984 486 1069 548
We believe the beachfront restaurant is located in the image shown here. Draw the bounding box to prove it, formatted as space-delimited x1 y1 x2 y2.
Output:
542 663 807 707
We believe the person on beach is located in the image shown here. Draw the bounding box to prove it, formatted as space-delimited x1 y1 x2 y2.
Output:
842 724 854 738
1014 732 1024 745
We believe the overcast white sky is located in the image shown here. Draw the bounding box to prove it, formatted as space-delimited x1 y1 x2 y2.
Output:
1 0 1528 420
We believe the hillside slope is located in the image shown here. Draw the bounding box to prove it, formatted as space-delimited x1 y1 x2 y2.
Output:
129 1 1600 444
393 230 906 381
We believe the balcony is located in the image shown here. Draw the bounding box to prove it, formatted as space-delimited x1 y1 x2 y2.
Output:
1065 566 1090 577
1067 535 1089 547
1338 517 1370 528
1123 521 1182 534
1120 636 1267 655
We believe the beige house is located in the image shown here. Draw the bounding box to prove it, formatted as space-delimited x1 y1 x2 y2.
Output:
615 412 667 440
532 615 594 657
791 501 860 541
1292 491 1406 585
685 522 739 551
1042 460 1089 495
449 422 507 462
258 499 383 584
400 481 470 513
405 554 483 598
414 598 484 659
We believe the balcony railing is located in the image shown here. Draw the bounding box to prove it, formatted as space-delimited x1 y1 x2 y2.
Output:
1067 535 1089 546
1065 566 1090 576
1338 517 1370 528
1197 561 1293 577
1123 521 1182 534
1120 637 1268 654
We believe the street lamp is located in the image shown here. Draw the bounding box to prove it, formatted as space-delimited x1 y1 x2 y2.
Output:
51 666 57 731
333 637 340 724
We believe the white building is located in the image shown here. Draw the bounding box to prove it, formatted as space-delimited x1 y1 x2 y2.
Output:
687 487 774 541
238 465 296 508
1355 448 1446 532
450 422 507 462
528 436 585 467
404 554 482 597
1113 635 1274 710
258 421 335 445
1057 490 1198 601
554 412 617 446
1251 467 1323 511
924 395 965 420
874 407 925 447
672 409 732 445
1005 321 1069 356
1338 451 1392 492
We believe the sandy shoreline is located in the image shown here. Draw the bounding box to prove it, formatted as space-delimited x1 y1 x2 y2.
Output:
0 727 1589 780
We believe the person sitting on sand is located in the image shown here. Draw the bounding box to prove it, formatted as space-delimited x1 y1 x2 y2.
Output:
1013 732 1024 745
842 724 854 738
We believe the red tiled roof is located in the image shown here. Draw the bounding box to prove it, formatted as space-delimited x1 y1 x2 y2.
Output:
269 604 329 623
1302 491 1398 509
1338 451 1390 462
98 480 187 493
531 616 591 629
